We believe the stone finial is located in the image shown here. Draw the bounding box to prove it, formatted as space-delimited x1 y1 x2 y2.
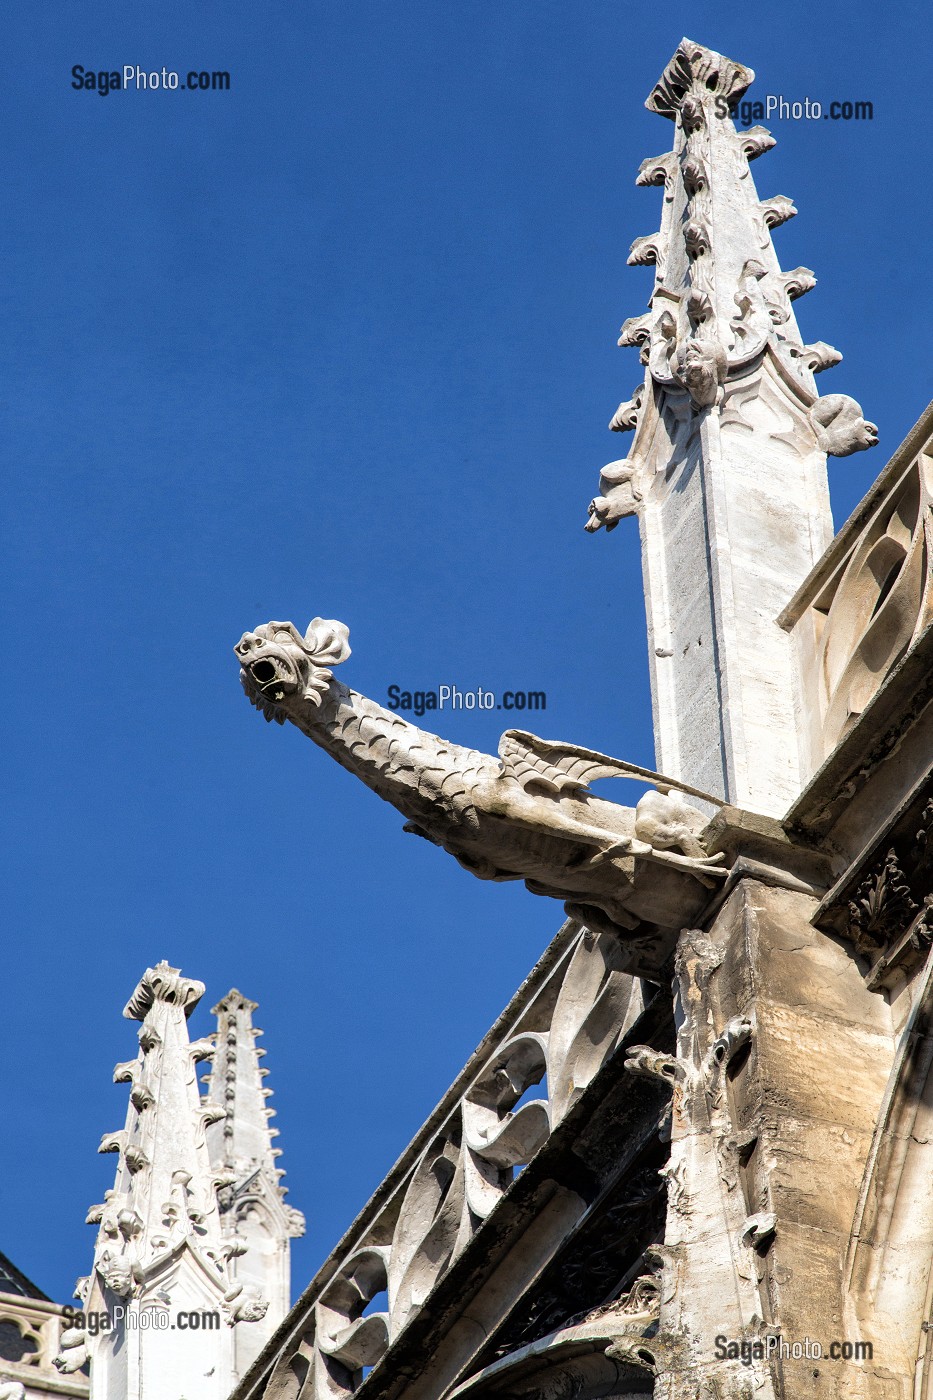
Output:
123 960 205 1020
206 989 281 1177
645 37 754 119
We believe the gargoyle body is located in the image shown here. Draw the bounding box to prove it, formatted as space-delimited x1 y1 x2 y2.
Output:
235 619 726 937
809 393 879 456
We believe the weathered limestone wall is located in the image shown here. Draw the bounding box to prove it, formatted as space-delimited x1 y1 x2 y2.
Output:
652 881 895 1399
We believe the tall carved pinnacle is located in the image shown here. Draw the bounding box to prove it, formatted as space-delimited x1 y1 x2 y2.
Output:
63 964 270 1400
205 989 297 1203
595 36 877 468
203 988 305 1380
586 39 879 816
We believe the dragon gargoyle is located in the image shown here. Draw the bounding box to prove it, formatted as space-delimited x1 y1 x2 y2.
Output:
234 619 728 939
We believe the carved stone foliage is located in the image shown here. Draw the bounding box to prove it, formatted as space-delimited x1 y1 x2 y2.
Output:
809 444 933 750
834 800 933 988
756 195 796 235
636 152 677 198
252 929 647 1400
739 125 775 161
645 40 753 120
617 314 652 356
793 341 842 375
848 848 918 956
608 383 645 434
628 233 665 272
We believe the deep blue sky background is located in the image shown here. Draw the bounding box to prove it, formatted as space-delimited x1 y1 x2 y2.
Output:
2 1 930 1303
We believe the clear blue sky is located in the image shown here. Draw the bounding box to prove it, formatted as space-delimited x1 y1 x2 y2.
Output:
2 0 929 1303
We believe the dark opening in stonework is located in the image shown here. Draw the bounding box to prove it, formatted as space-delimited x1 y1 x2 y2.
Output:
0 1319 38 1363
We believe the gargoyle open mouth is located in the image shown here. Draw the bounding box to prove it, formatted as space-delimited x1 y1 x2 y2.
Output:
248 656 295 700
235 634 301 704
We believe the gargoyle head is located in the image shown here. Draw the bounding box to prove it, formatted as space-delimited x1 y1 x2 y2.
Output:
235 618 351 722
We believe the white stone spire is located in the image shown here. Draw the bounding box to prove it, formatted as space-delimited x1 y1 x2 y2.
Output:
585 38 878 815
58 963 269 1400
204 990 304 1380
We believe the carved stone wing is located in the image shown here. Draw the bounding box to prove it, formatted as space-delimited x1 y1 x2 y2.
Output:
498 730 721 803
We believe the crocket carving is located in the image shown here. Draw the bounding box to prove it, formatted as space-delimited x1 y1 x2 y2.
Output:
235 619 726 937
